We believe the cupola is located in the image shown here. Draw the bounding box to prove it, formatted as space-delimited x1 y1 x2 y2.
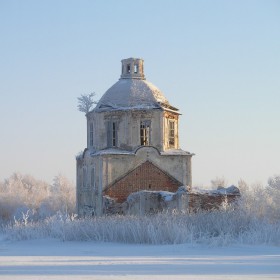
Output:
120 58 145 80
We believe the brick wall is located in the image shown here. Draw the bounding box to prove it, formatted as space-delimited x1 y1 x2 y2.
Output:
189 193 239 212
103 190 241 215
104 160 182 203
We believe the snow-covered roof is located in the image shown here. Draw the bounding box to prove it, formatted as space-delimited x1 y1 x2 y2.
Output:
94 78 177 112
90 148 134 156
191 185 240 196
88 147 193 157
161 149 193 156
127 190 175 203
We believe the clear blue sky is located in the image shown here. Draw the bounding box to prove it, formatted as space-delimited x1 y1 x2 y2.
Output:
0 0 279 187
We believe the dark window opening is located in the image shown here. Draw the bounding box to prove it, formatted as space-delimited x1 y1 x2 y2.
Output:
169 120 175 147
127 64 131 73
140 120 151 146
107 121 117 148
112 122 116 147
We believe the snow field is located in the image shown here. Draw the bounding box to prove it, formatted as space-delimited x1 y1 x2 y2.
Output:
0 239 279 280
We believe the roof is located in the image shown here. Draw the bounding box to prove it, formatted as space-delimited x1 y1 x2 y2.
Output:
88 147 193 157
94 78 178 112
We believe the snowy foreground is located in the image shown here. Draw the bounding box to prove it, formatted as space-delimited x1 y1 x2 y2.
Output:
0 238 279 280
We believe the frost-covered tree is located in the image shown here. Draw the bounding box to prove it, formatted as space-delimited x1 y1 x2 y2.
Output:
267 175 280 192
77 92 97 114
266 175 280 220
49 174 75 215
210 176 227 189
237 178 249 194
0 173 50 222
0 173 76 223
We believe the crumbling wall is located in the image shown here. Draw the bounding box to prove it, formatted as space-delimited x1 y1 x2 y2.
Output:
103 185 240 216
189 186 240 212
125 191 162 215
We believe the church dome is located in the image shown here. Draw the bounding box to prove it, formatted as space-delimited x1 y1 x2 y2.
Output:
94 58 173 112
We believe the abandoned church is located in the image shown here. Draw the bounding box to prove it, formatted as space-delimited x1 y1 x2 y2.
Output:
76 58 239 216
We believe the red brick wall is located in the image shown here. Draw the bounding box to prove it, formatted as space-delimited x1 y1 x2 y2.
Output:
104 161 182 203
189 193 240 212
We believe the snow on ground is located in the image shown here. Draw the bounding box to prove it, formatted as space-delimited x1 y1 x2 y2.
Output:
0 237 280 280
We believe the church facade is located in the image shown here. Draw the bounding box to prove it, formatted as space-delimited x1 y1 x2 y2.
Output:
76 58 193 216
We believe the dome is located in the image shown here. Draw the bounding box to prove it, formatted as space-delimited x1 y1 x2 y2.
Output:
95 78 170 112
94 58 177 112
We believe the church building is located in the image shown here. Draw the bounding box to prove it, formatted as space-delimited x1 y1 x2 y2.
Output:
76 58 193 216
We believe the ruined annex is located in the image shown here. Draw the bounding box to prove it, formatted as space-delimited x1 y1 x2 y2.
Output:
76 57 195 216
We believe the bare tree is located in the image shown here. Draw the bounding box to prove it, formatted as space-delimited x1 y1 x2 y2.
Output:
77 92 97 114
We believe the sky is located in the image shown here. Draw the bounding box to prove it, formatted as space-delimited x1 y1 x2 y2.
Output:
0 0 279 187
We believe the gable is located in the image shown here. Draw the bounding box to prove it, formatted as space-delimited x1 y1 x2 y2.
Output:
104 160 182 203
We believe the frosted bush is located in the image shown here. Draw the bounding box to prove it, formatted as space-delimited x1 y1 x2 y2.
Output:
3 209 280 246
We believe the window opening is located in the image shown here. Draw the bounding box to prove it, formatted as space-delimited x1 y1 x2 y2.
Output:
134 64 138 73
83 168 87 188
107 121 117 148
127 64 131 73
112 122 116 147
140 121 150 146
79 174 82 189
169 120 175 147
89 123 93 147
91 167 95 189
